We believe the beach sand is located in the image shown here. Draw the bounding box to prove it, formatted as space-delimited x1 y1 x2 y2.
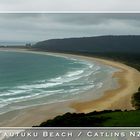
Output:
71 57 140 112
0 49 139 127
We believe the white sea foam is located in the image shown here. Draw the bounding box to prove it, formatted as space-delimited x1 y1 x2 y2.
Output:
0 90 31 97
67 70 84 77
49 71 85 83
17 81 63 90
2 93 40 102
0 89 66 105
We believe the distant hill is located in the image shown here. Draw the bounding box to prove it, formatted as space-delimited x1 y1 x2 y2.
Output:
33 35 140 53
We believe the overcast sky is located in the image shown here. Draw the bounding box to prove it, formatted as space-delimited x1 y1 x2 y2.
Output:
0 0 140 11
0 13 140 43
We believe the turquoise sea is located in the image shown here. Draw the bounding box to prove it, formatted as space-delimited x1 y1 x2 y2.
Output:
0 51 118 114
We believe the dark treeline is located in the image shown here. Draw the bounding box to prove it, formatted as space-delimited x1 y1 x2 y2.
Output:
34 35 140 53
33 35 140 71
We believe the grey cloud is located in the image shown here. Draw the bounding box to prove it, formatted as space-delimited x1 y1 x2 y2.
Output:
46 14 140 26
0 13 140 43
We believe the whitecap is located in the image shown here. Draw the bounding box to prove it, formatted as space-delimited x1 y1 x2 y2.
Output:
16 81 63 90
66 70 84 77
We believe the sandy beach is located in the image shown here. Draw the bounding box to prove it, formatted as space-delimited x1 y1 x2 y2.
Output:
0 49 140 127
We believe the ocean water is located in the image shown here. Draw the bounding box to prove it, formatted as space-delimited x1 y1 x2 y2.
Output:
0 51 118 114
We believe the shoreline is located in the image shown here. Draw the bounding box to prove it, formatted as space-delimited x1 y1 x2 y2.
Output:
0 49 139 126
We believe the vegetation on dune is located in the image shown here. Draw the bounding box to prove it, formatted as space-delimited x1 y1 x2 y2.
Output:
37 112 109 127
35 109 140 127
132 87 140 110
